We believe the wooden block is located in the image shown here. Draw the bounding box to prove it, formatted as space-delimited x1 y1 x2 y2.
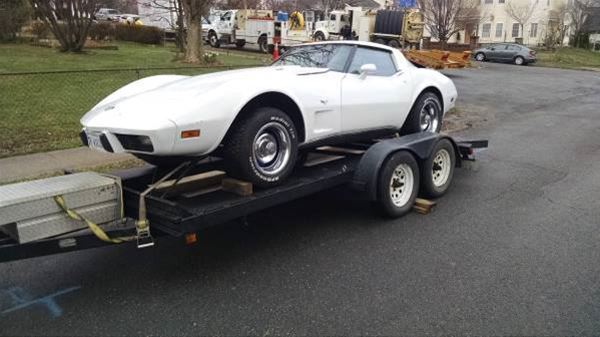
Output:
304 154 346 167
181 185 223 198
316 146 366 155
412 205 430 215
222 178 253 196
415 198 436 208
155 170 225 195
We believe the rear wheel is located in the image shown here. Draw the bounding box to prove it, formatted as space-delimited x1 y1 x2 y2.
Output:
223 107 298 188
514 56 525 65
420 139 456 198
258 35 268 53
401 92 443 134
377 151 420 218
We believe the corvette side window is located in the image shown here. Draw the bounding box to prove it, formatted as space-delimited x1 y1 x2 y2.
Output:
347 47 397 76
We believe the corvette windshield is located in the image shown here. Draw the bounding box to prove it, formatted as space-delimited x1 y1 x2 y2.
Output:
272 44 352 72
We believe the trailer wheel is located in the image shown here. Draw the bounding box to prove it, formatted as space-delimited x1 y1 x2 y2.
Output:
208 31 220 48
420 139 456 198
377 151 420 218
223 107 298 188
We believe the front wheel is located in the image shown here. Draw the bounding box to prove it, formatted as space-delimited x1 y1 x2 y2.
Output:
420 138 456 198
377 151 420 218
222 107 298 188
401 92 443 134
475 52 485 61
208 32 220 48
313 31 325 41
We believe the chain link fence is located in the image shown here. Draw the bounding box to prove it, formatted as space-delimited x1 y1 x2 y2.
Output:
0 65 260 158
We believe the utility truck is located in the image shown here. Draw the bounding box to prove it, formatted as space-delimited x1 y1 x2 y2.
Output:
207 9 318 52
313 7 424 49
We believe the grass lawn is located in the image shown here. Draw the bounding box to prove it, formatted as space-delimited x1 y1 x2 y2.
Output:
535 48 600 70
0 42 267 158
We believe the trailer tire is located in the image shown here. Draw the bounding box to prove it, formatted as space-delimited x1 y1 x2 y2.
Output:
377 151 420 218
223 107 298 188
401 91 443 134
420 138 455 198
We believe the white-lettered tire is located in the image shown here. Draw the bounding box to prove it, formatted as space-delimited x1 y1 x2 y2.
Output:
420 138 456 198
401 92 443 134
377 151 420 218
223 107 298 188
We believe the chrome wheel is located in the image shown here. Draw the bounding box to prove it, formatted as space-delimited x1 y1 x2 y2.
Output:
419 98 441 132
475 53 485 61
389 163 414 207
432 149 451 187
515 56 524 65
252 121 292 177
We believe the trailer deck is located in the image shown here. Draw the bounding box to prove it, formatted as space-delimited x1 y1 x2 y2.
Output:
0 134 487 263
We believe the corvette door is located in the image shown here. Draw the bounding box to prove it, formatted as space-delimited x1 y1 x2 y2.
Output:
341 47 412 132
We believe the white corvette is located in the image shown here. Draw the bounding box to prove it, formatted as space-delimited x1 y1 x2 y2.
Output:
81 41 457 187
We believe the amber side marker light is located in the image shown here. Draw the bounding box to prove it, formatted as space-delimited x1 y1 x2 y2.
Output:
181 130 200 138
185 233 198 245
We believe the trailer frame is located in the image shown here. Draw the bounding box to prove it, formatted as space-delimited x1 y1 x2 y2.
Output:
0 133 487 263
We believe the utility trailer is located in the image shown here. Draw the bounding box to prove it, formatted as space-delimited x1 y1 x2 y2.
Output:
0 133 487 263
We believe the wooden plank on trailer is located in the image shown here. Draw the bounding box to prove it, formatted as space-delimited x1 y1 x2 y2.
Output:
222 178 253 196
155 170 226 194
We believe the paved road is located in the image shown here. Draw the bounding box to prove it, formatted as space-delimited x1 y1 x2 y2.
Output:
1 63 599 335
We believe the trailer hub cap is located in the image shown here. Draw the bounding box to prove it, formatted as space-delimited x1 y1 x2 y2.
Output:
389 163 414 207
253 122 291 176
432 149 451 187
419 98 440 132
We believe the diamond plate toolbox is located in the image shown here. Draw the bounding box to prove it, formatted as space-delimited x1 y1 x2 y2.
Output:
0 172 121 243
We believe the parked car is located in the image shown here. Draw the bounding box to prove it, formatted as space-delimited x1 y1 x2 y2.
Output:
80 41 457 187
94 8 120 21
473 43 536 65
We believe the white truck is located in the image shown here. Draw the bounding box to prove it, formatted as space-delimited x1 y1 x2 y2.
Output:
206 9 317 52
313 7 424 49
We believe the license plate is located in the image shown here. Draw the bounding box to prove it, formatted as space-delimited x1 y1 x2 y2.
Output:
87 134 105 152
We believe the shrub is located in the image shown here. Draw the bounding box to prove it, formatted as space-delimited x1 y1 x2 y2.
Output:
115 24 163 44
0 0 31 42
89 22 116 41
31 20 51 39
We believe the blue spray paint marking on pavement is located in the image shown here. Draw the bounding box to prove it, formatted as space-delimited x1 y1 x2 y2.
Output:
1 286 81 318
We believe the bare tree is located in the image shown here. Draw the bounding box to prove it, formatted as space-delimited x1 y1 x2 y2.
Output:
568 0 599 47
181 0 213 63
140 0 186 50
418 0 483 49
504 0 538 39
30 0 98 52
545 3 568 47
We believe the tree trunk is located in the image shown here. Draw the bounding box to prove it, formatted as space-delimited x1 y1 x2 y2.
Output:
185 18 203 63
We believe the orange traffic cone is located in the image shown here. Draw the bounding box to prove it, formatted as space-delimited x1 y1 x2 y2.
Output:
272 43 280 61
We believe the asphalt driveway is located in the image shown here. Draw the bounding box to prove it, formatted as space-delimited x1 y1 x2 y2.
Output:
1 62 599 335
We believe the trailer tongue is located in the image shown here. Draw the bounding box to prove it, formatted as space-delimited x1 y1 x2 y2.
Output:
0 133 487 263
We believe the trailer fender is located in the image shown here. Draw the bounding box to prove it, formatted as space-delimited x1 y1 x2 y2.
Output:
351 133 460 201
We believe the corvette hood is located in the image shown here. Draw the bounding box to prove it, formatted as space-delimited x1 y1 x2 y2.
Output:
82 66 324 128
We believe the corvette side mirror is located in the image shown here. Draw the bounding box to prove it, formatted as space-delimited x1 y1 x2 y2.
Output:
359 63 377 79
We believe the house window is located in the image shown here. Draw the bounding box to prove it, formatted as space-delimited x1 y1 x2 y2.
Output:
482 23 491 37
484 0 493 4
512 23 519 37
499 0 505 3
530 23 538 37
496 23 503 38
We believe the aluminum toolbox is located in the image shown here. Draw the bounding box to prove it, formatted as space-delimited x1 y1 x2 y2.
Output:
0 172 121 243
